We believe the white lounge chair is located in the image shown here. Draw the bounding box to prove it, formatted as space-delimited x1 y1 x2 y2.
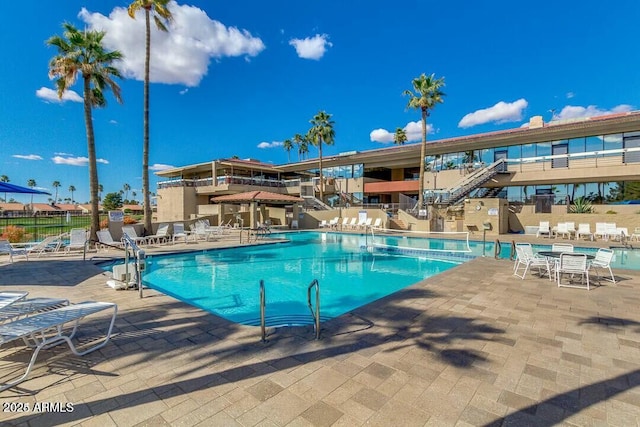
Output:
556 223 571 239
347 218 358 230
556 253 590 290
0 297 69 324
513 243 551 280
536 221 551 238
172 223 193 244
576 223 593 241
318 220 328 228
329 217 339 229
25 235 63 257
371 218 383 231
96 230 125 251
589 248 616 284
122 226 150 246
0 239 29 262
65 228 88 253
340 217 350 230
360 217 373 230
605 223 621 241
146 223 170 244
0 292 28 310
630 227 640 242
0 301 117 391
594 222 608 240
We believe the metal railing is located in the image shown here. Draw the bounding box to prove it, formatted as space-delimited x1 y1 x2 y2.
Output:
307 279 321 340
122 233 146 298
260 280 267 343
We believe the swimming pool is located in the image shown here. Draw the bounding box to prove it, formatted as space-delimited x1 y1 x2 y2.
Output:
141 232 464 326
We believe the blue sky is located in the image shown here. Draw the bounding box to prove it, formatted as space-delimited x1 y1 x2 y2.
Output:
1 0 639 204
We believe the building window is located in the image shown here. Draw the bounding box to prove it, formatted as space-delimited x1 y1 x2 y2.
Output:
623 133 640 164
551 141 568 168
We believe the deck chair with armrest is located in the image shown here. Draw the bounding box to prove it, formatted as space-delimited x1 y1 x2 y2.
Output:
0 240 29 262
556 253 590 290
0 297 70 324
0 301 117 391
536 221 551 238
65 228 88 253
145 223 170 244
340 217 350 230
172 223 193 244
513 243 551 280
576 223 593 241
121 226 149 245
594 222 608 240
589 248 616 285
96 230 125 251
556 223 571 239
25 235 63 257
371 218 383 231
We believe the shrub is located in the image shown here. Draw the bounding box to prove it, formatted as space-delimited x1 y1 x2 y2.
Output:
1 225 26 243
606 210 617 214
100 218 109 230
123 216 138 225
569 197 593 214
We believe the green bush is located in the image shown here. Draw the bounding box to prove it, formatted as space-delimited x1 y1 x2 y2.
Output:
569 197 594 214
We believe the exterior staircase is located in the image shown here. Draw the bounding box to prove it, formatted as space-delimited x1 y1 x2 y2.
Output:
301 196 332 211
428 159 508 206
388 218 408 230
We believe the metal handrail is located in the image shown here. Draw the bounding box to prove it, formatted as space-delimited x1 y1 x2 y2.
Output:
122 234 146 298
260 280 267 343
307 279 320 340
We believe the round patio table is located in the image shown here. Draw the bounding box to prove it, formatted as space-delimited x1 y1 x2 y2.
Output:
538 251 595 260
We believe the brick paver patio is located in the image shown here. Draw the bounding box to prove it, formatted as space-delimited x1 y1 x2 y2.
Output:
1 235 639 426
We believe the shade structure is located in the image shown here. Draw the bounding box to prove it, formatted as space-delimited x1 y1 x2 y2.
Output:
211 191 303 205
0 182 51 195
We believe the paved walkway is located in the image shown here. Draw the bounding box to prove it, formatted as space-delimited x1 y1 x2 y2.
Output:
1 234 640 426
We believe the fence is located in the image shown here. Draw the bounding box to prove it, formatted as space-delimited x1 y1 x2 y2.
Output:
0 213 105 242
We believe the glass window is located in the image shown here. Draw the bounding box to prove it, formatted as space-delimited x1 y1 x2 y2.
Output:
352 164 363 178
508 145 521 160
521 143 536 159
568 137 585 154
536 142 551 157
586 135 603 152
480 148 493 165
623 135 640 164
551 141 568 168
603 133 622 156
506 186 522 202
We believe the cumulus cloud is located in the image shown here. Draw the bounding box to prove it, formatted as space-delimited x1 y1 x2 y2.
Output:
289 34 332 60
149 163 175 171
458 99 528 128
52 156 109 166
370 121 434 144
12 154 43 161
36 87 82 103
554 104 633 121
79 3 265 87
257 141 283 149
566 92 575 99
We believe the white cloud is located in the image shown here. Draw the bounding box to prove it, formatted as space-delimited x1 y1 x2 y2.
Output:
79 3 265 87
369 121 434 144
458 99 528 128
36 87 82 103
52 156 109 166
109 119 118 125
289 34 332 60
257 141 283 149
566 92 575 99
12 154 43 161
179 88 189 95
554 104 633 120
149 163 175 171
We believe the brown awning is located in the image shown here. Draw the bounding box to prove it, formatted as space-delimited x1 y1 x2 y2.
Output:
211 191 303 205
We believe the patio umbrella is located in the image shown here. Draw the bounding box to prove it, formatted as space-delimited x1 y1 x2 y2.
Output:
0 182 51 195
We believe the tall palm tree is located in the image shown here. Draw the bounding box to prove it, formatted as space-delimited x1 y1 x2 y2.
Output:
27 179 37 210
131 191 137 202
123 183 131 201
48 23 123 244
393 127 407 145
283 139 293 162
0 175 9 203
68 185 76 204
293 133 305 161
307 111 336 202
128 0 173 234
403 73 445 209
98 184 103 201
52 181 61 205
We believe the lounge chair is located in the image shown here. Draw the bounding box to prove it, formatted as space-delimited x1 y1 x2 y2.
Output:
0 297 69 324
556 223 571 239
146 223 170 244
513 243 551 280
360 217 373 230
172 223 193 244
0 301 117 391
576 223 593 241
630 227 640 242
565 222 577 239
122 226 149 245
371 218 383 231
536 221 551 238
318 220 328 228
329 217 339 229
589 248 616 284
605 223 620 241
65 228 88 253
556 253 590 290
340 217 350 230
347 218 358 230
25 235 63 257
0 292 28 310
0 240 29 262
594 222 608 240
96 230 125 251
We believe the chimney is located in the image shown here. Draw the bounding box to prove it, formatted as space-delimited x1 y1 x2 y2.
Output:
529 116 544 129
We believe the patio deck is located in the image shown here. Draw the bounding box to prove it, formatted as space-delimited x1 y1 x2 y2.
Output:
1 235 640 426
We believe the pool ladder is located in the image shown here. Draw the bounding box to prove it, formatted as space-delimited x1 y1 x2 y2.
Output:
259 279 321 342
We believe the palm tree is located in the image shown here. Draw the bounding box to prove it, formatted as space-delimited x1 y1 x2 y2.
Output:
48 23 123 243
123 183 131 201
131 191 137 202
98 184 103 201
27 179 37 210
307 111 336 203
0 175 9 203
403 73 446 209
283 139 293 162
52 181 61 205
293 133 305 161
68 185 76 204
393 127 407 145
128 0 172 234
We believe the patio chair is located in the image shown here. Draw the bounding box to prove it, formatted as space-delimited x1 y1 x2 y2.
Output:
565 222 577 239
536 221 551 238
361 217 373 230
556 253 590 290
605 223 621 241
513 243 551 280
25 235 63 257
329 217 340 229
65 228 88 253
0 301 117 391
340 217 350 230
576 223 593 241
630 227 640 242
556 222 571 239
146 223 170 244
589 248 616 284
552 243 574 253
371 218 383 231
318 220 328 228
172 223 193 244
0 239 29 262
347 218 358 229
594 222 608 240
122 226 149 245
96 230 125 251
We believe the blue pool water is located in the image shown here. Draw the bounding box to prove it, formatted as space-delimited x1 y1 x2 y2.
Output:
141 232 463 326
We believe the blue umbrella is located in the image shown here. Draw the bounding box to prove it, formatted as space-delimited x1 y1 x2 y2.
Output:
0 182 51 195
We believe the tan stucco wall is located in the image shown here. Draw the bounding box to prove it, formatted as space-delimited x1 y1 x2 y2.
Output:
156 186 198 222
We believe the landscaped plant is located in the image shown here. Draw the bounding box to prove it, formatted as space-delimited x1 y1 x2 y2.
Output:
606 210 617 214
569 197 594 214
1 225 26 243
123 216 138 225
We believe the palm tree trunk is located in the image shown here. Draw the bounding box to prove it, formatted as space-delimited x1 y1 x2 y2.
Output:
142 8 152 234
318 140 324 202
84 76 100 245
417 108 427 209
